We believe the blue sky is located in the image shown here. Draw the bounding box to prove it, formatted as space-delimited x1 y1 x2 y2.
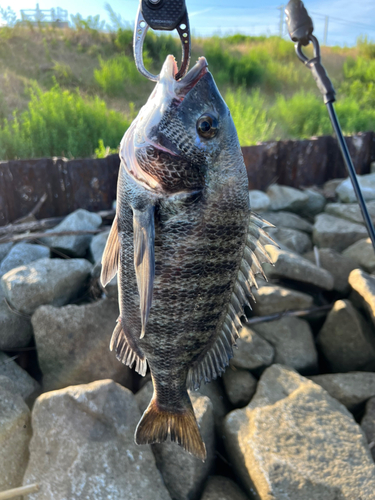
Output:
5 0 375 46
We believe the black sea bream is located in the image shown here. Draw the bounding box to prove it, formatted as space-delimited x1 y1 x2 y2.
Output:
101 55 275 460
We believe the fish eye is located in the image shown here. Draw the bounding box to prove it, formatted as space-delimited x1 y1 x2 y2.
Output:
197 114 218 139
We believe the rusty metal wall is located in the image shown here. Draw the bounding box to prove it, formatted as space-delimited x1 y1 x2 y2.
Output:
1 132 374 226
243 132 375 191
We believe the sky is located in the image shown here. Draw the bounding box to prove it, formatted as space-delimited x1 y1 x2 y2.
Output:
4 0 375 46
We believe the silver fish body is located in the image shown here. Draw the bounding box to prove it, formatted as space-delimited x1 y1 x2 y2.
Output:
101 56 275 460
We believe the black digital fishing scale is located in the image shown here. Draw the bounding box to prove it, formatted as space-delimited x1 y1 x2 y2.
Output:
133 0 191 82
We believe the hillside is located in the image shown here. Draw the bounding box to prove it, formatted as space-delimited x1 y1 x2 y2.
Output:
0 23 374 159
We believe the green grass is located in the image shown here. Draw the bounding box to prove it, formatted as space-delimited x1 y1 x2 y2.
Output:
0 82 130 159
94 54 146 96
0 19 374 159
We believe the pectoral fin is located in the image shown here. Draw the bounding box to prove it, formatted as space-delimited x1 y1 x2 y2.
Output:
100 215 120 287
133 206 155 339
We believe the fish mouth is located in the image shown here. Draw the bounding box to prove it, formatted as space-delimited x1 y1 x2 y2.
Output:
121 56 209 191
138 56 209 157
175 56 209 96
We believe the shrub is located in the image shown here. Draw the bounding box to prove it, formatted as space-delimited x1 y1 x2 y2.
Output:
225 88 277 145
0 83 129 159
143 32 180 67
94 54 145 96
114 28 133 54
344 56 375 83
270 92 330 139
357 36 375 59
204 38 266 87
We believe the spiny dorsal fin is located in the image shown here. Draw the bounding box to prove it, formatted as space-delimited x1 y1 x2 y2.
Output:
133 206 155 339
101 215 120 287
110 320 148 376
250 212 275 229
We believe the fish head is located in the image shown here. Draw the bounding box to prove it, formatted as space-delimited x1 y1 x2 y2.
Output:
121 55 240 193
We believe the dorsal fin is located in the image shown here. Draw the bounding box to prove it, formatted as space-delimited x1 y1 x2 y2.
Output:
187 211 278 391
133 206 155 339
110 320 148 376
101 215 120 287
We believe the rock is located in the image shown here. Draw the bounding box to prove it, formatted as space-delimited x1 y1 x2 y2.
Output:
300 188 326 216
349 269 375 327
0 379 31 494
313 213 368 252
253 317 318 373
263 246 334 290
336 173 375 203
343 238 375 273
0 352 40 402
224 364 375 500
198 380 230 433
223 367 257 407
89 229 110 264
0 242 12 263
0 286 33 349
0 243 50 277
317 300 375 372
102 275 118 299
1 258 92 315
135 379 154 414
23 380 172 500
0 374 19 395
266 184 309 212
31 299 130 391
304 248 357 294
249 190 270 212
231 326 274 370
41 209 102 257
252 284 313 316
268 227 312 254
325 201 375 225
310 372 375 412
323 178 345 200
200 476 249 500
136 381 215 500
263 211 313 233
361 397 375 461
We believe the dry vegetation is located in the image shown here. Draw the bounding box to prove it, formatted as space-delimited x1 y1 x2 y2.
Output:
0 21 373 159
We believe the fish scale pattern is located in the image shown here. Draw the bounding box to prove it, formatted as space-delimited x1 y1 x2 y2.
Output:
115 156 249 409
136 146 204 192
105 63 277 457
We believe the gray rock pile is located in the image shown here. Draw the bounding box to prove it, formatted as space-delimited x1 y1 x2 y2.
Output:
224 365 375 500
1 176 375 500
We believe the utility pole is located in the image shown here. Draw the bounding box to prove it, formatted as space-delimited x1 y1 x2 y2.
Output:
323 15 329 45
277 5 285 37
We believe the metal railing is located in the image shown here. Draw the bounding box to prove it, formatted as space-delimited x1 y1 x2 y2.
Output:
20 3 68 25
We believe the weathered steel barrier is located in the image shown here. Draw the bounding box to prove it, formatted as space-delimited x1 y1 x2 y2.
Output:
1 132 374 226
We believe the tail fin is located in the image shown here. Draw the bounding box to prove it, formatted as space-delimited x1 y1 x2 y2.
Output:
135 393 206 461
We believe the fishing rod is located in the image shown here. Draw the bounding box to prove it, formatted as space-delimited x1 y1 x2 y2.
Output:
285 0 375 251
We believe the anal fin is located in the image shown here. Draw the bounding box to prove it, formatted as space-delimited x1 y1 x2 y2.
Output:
110 320 148 376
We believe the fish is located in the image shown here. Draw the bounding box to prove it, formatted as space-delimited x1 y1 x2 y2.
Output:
101 55 276 461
